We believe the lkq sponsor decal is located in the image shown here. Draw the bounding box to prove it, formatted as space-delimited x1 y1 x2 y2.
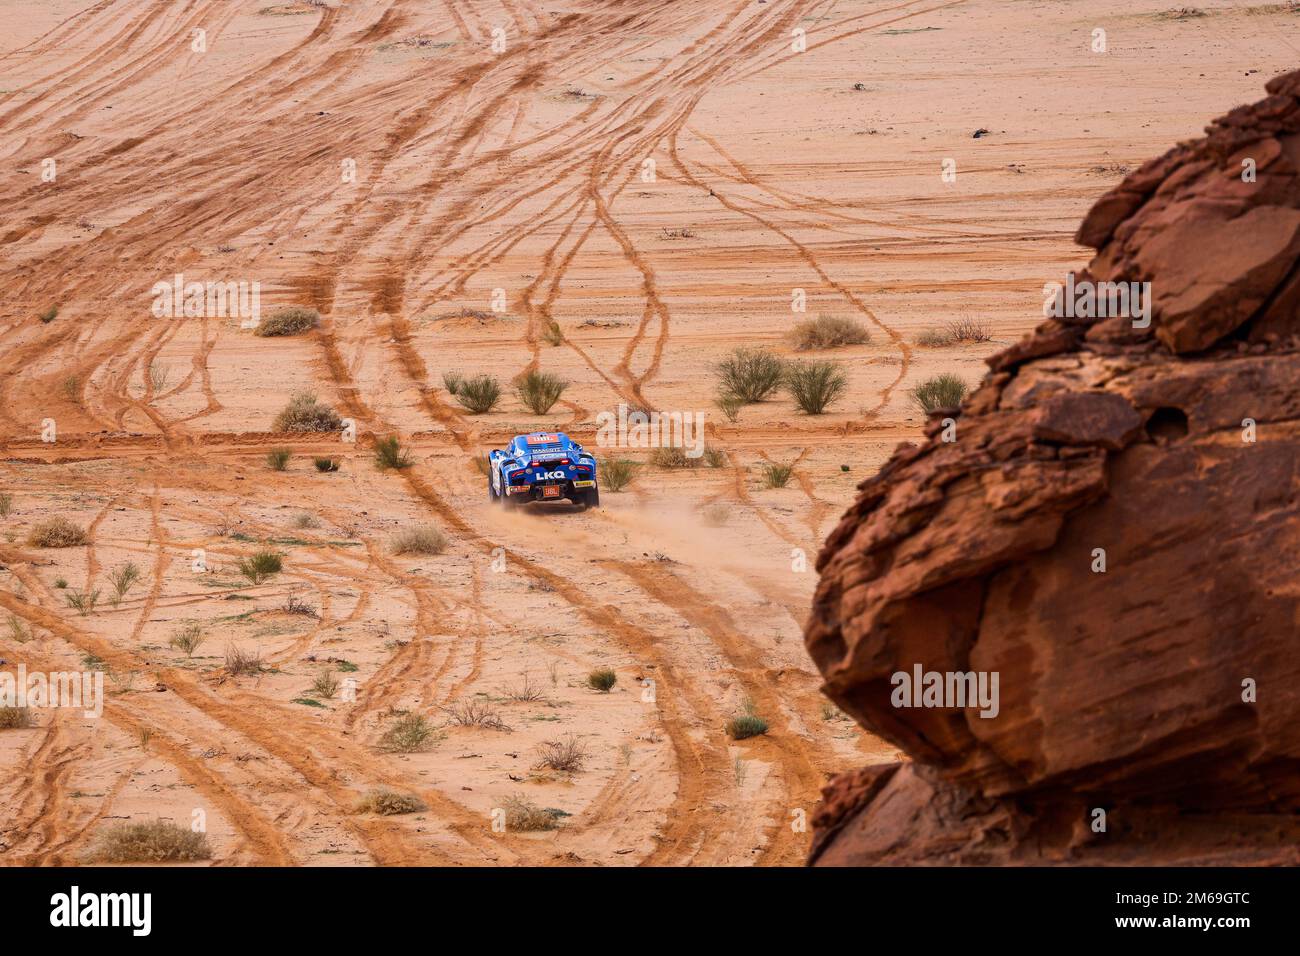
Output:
50 886 151 937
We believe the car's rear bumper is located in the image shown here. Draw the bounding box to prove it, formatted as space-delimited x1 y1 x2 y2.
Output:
506 479 596 502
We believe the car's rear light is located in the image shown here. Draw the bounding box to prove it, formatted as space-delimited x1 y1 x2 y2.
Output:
559 458 570 465
531 460 539 467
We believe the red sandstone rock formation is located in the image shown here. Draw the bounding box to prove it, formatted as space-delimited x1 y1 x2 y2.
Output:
805 71 1300 865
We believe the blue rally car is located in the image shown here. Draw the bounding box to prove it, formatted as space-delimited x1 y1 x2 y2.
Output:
488 432 600 509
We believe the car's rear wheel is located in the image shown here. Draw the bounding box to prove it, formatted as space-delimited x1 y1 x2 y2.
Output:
488 473 502 504
581 486 600 509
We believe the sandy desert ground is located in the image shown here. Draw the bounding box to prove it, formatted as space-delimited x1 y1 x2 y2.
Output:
0 0 1295 866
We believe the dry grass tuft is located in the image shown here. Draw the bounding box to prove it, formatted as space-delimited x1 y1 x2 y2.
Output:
170 624 205 657
273 392 343 432
390 524 447 556
502 794 561 831
0 707 35 729
443 698 511 731
310 669 340 699
786 360 848 414
237 550 282 583
789 314 870 350
378 713 436 753
26 517 87 548
716 348 785 403
533 735 588 773
84 820 211 862
601 458 636 491
455 375 502 414
225 644 265 676
911 373 968 413
501 672 548 703
354 789 426 815
943 317 991 343
373 435 413 470
761 462 794 489
515 370 568 414
255 306 319 337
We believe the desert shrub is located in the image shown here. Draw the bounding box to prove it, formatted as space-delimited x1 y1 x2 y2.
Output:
502 794 561 831
6 615 32 643
273 392 342 432
108 562 141 606
64 589 100 615
225 644 264 676
715 393 743 423
727 714 768 739
472 454 491 476
601 459 636 492
944 317 991 343
237 550 282 584
292 512 319 529
649 445 722 469
650 446 695 469
786 360 848 415
84 821 211 863
761 462 794 489
726 702 769 740
266 448 292 471
354 789 426 816
456 375 501 414
442 371 464 394
379 713 435 753
39 305 58 324
515 370 568 414
533 735 588 773
915 327 950 347
911 373 967 413
147 361 169 392
373 435 413 470
390 524 447 556
443 698 511 731
0 707 35 729
501 673 547 703
62 375 81 403
170 624 205 658
310 669 340 699
313 456 340 472
0 493 11 516
587 668 617 692
55 578 68 589
281 591 318 616
716 348 785 403
790 314 870 350
541 322 563 346
254 307 319 337
27 517 87 548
